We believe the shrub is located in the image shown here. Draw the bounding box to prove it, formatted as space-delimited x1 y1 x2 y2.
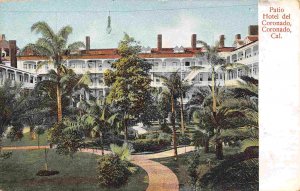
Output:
158 132 172 142
145 133 159 139
132 138 170 152
178 135 191 145
160 123 172 133
97 154 131 187
49 122 84 157
6 126 23 141
187 152 202 188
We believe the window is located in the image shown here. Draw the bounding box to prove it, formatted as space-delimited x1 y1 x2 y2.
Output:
24 64 27 69
156 78 160 83
226 56 230 63
199 74 203 81
154 62 159 67
162 62 166 68
208 74 212 81
185 62 190 66
34 64 37 69
191 62 195 66
82 62 86 68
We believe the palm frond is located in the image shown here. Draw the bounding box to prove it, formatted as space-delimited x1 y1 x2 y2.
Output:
58 25 73 40
67 41 85 52
31 21 55 40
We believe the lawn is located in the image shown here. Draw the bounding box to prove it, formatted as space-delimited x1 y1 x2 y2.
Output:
1 132 48 147
0 150 148 191
153 147 240 191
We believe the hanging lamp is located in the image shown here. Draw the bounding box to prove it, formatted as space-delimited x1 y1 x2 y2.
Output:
106 11 112 34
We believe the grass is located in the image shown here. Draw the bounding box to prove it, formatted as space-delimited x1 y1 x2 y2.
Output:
153 146 240 191
0 150 148 191
1 132 48 147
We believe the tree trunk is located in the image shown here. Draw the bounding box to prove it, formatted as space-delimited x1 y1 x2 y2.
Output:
38 134 40 148
100 132 104 155
44 148 48 171
180 92 185 135
30 126 35 140
171 95 178 159
124 118 128 143
204 139 209 153
56 67 62 122
216 138 223 160
212 67 217 114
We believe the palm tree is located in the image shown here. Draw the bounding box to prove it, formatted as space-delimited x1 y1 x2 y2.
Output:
161 72 182 159
21 21 85 122
196 41 226 159
178 79 192 135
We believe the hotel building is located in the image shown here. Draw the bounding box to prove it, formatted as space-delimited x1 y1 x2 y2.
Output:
0 25 258 100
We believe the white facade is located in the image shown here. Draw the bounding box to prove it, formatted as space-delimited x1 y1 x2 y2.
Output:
16 38 258 98
0 63 37 89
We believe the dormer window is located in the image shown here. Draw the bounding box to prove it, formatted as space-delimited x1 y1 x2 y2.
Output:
174 46 185 53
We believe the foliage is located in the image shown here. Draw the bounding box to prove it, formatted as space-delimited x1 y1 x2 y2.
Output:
6 126 24 141
97 154 131 188
160 123 172 134
178 134 191 145
0 80 28 138
48 122 84 156
132 138 170 152
34 126 45 135
21 21 86 122
110 143 131 161
199 150 258 190
104 33 152 141
187 152 202 189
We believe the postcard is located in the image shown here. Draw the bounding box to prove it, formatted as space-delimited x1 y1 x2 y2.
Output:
0 0 299 190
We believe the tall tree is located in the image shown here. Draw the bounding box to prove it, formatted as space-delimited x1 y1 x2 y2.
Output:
196 41 226 159
21 21 85 122
104 33 152 142
161 72 182 159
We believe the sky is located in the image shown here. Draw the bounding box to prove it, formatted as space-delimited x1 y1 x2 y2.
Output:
0 0 258 49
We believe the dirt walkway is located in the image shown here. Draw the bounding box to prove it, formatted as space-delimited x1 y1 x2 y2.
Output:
1 145 49 150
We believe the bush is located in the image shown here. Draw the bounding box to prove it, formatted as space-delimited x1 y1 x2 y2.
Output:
178 135 191 145
158 132 172 142
97 154 131 187
132 138 170 152
160 123 172 134
49 122 84 157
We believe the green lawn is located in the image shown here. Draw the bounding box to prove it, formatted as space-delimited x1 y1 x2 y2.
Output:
1 132 48 147
153 147 240 191
0 150 148 191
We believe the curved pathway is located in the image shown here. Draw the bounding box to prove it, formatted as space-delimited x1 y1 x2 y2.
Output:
2 145 195 191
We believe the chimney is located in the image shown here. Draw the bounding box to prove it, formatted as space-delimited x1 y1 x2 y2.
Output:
235 34 241 40
9 40 17 68
86 36 90 51
0 34 5 41
219 35 225 48
157 34 162 51
248 25 258 35
191 34 197 49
